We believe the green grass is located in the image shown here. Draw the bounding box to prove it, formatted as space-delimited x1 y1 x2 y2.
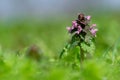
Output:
0 14 120 80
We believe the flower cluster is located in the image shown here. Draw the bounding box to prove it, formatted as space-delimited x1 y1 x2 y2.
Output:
60 13 98 65
67 13 98 37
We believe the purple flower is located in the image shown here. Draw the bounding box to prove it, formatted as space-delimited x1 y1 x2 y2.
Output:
66 27 72 33
91 24 96 27
86 16 91 20
75 26 82 34
89 24 98 36
78 26 82 32
72 21 77 28
67 20 81 34
90 24 96 29
90 29 98 36
66 23 82 34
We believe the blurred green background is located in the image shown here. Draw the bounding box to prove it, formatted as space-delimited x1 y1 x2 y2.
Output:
0 0 120 80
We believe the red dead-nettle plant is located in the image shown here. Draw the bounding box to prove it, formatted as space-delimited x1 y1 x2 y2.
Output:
60 13 98 66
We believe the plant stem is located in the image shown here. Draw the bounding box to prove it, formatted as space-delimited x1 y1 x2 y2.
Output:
80 46 84 67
